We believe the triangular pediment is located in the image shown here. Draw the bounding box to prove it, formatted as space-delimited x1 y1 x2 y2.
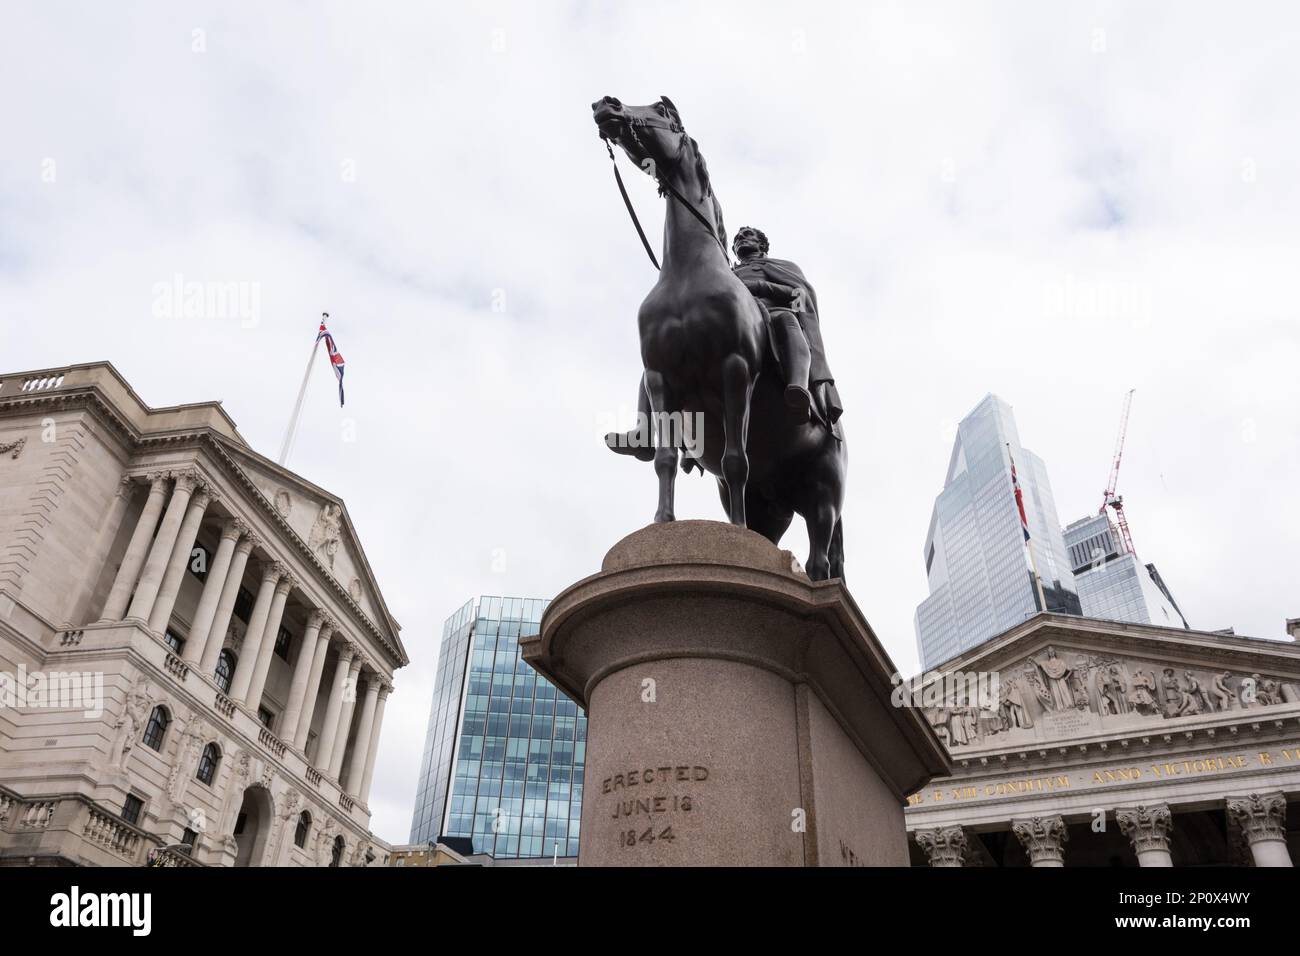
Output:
912 615 1300 752
206 436 403 659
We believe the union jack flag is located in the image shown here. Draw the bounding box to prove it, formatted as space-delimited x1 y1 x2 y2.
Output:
317 316 345 407
1010 456 1031 542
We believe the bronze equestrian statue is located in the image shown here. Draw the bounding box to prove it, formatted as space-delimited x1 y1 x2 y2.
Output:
592 94 847 580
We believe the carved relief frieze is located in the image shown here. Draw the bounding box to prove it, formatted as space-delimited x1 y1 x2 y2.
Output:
928 642 1300 751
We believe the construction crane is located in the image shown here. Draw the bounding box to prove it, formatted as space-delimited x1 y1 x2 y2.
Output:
1098 388 1137 559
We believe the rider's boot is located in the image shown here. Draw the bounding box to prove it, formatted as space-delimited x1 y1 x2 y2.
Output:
604 430 655 461
773 311 814 424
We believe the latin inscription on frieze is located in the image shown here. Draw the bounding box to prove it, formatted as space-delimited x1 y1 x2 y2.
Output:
907 744 1300 806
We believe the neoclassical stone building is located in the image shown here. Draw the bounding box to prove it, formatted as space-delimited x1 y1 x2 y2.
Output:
0 363 407 866
906 614 1300 867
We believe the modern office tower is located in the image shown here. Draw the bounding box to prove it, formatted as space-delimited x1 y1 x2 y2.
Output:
1063 513 1189 629
914 394 1081 669
409 596 585 861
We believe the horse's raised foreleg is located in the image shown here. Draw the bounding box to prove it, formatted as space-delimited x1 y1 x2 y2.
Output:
642 368 679 523
719 354 754 526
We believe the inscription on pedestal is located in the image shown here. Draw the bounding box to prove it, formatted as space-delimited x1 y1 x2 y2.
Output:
601 764 709 851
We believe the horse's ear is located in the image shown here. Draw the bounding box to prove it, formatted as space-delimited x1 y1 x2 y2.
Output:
660 95 679 116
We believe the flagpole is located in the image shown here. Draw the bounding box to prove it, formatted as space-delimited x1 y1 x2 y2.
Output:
278 313 326 466
1026 534 1049 613
1007 443 1049 613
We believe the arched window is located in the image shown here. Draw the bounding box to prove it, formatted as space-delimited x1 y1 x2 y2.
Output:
214 650 237 694
330 834 345 867
195 743 221 785
294 811 312 849
142 706 170 751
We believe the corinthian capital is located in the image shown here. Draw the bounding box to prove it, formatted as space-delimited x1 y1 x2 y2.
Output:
170 470 200 494
914 826 968 867
1115 804 1173 854
1012 815 1068 865
1227 792 1288 845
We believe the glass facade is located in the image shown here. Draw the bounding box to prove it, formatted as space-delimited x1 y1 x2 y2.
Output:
409 596 586 860
914 394 1081 669
1064 514 1189 629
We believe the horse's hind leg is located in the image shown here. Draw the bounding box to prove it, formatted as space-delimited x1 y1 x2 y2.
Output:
719 354 754 526
642 369 679 523
828 517 845 581
805 501 837 581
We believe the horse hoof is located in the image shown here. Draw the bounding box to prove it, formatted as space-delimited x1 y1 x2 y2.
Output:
654 511 676 523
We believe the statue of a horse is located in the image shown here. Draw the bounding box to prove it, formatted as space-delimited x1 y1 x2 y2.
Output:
592 94 847 580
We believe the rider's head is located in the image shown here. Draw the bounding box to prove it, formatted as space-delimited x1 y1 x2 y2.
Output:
733 226 769 260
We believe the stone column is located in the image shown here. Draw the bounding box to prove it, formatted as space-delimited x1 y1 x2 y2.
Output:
1116 804 1174 867
228 562 283 704
1012 815 1068 867
126 472 198 623
184 519 243 665
359 681 390 805
294 621 334 749
314 641 356 771
914 826 968 867
100 473 169 621
199 533 257 679
147 487 213 635
281 610 325 742
344 675 382 796
330 656 363 779
1227 792 1293 867
245 574 295 716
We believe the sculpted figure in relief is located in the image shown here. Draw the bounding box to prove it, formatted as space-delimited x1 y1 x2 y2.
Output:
1029 647 1076 712
1209 671 1235 711
1127 670 1159 716
309 503 344 570
1097 665 1128 716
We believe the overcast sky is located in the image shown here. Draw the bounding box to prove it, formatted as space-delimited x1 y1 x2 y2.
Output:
4 1 1298 844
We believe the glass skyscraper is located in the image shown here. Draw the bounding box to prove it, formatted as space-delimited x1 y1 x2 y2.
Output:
1063 514 1189 630
408 596 585 860
914 394 1081 668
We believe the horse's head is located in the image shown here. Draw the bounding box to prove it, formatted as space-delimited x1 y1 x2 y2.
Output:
592 94 725 248
592 94 691 184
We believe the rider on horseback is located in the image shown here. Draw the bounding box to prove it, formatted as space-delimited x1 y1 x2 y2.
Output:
731 226 843 431
605 225 842 460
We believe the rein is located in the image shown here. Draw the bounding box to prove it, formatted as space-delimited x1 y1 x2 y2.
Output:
601 134 732 271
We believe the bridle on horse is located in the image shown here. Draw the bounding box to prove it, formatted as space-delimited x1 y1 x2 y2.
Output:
600 116 732 271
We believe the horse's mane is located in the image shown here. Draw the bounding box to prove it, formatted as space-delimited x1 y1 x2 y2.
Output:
686 135 727 250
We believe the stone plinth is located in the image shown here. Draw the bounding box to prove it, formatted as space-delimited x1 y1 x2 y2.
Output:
520 521 950 866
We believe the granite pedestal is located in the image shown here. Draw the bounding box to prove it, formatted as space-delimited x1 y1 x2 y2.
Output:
520 521 950 866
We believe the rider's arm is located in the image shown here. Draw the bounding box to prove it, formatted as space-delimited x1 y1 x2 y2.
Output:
737 275 796 303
